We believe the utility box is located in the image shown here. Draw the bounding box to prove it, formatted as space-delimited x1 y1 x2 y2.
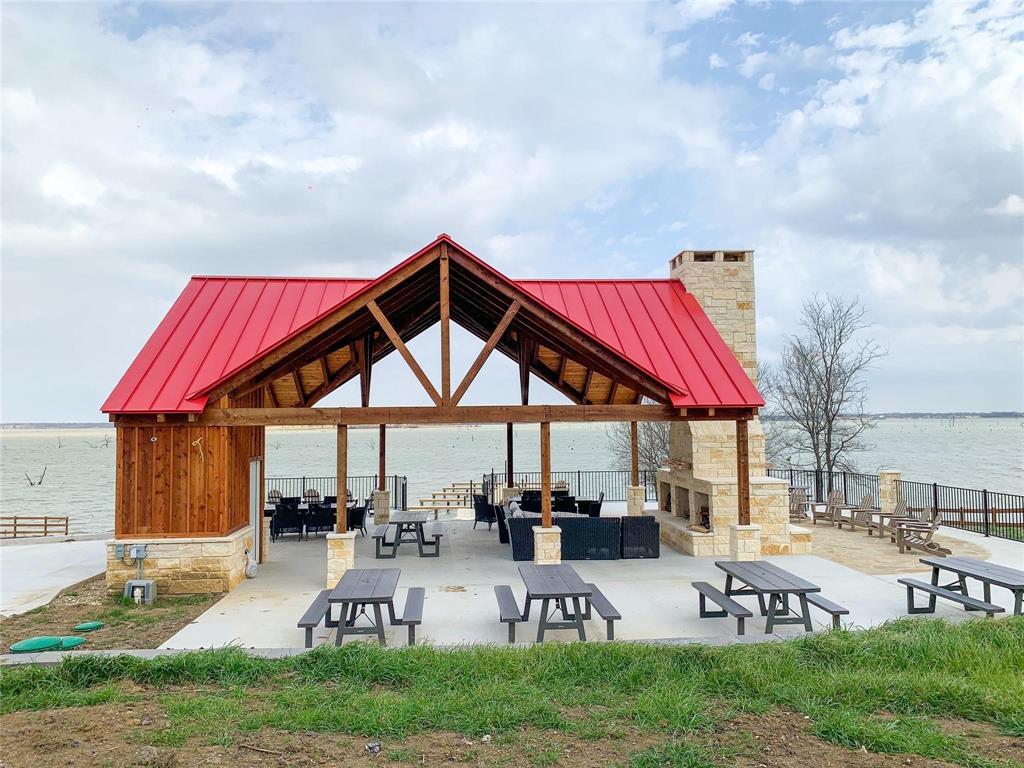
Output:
124 579 157 605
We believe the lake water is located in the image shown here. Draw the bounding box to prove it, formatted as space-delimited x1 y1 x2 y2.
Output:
1 418 1021 534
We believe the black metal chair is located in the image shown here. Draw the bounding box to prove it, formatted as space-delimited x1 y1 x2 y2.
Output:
305 504 336 537
577 491 605 518
520 490 541 513
553 495 577 514
280 496 301 508
271 506 304 541
323 495 337 506
473 494 497 530
348 501 368 536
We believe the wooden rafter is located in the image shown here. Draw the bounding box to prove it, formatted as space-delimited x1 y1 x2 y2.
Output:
319 356 330 383
367 300 442 406
357 336 373 408
265 384 278 409
451 300 520 406
581 368 594 404
439 244 451 405
518 334 535 406
606 381 619 405
292 370 306 406
305 357 360 406
557 355 567 387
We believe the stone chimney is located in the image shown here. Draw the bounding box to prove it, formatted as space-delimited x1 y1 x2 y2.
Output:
669 250 757 387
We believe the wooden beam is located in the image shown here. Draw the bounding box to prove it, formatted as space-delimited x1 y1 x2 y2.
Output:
367 300 442 406
518 335 535 406
556 355 567 388
186 403 726 427
540 422 552 528
336 425 348 532
305 357 360 406
736 418 751 526
265 384 278 409
357 336 373 408
320 356 330 384
292 370 306 407
378 424 386 491
630 421 639 486
439 245 451 405
581 368 594 404
506 422 514 487
451 300 520 406
606 381 619 405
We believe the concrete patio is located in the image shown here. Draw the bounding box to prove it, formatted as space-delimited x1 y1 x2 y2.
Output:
162 510 1023 650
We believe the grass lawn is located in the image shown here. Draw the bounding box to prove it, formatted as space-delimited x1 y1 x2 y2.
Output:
0 617 1022 767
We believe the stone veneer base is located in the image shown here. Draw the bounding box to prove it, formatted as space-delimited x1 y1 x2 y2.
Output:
105 526 254 596
533 525 562 565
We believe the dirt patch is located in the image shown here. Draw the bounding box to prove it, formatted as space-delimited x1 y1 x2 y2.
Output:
0 575 219 652
723 712 964 768
3 703 1014 768
803 524 989 576
937 718 1024 764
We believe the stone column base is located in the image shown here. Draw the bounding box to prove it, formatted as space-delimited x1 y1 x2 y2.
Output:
326 531 357 588
626 485 646 516
372 489 391 525
500 486 521 506
729 523 761 561
879 469 901 515
261 515 271 564
533 526 562 564
105 526 253 596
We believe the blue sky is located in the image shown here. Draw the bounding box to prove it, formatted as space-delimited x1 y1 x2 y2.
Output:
2 0 1022 421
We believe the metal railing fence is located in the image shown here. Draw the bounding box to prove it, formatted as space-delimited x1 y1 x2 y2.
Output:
481 469 657 503
265 475 408 510
766 468 880 507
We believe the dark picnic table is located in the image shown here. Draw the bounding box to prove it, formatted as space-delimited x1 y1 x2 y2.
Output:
379 511 440 558
327 567 402 645
920 556 1024 615
518 563 593 641
715 560 821 632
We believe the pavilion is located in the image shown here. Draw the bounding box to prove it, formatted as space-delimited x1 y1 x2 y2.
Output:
101 234 774 595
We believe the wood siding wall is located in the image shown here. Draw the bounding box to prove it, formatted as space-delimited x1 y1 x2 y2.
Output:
115 393 265 539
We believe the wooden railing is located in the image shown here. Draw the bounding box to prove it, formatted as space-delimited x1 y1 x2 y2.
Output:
0 515 70 539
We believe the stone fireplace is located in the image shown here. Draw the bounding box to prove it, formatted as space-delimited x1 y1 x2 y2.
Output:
655 250 810 558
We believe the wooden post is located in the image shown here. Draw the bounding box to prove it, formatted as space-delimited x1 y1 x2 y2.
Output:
440 246 451 405
630 421 639 486
736 419 751 526
506 422 514 487
378 424 386 490
540 421 552 528
336 425 348 532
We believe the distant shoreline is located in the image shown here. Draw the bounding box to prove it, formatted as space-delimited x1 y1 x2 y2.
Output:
2 412 1022 429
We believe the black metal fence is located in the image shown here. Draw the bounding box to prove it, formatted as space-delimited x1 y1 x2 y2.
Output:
482 469 658 503
766 468 880 507
768 467 1023 542
264 475 408 510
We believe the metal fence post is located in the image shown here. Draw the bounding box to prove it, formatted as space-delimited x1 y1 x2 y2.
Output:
932 482 940 520
982 489 990 537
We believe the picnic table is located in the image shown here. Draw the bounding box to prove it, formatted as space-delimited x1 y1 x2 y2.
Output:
327 567 402 645
518 563 593 641
379 511 440 557
715 560 821 632
920 556 1023 615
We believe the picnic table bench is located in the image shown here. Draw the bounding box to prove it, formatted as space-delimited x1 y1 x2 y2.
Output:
372 512 444 558
899 556 1021 617
294 568 416 646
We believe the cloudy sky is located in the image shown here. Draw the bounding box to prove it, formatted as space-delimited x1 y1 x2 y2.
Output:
2 0 1022 422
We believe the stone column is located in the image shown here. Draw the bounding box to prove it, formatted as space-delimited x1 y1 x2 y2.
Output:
500 486 522 506
261 515 272 563
533 526 562 565
326 531 357 588
372 489 391 525
729 523 761 562
879 469 901 514
626 486 646 516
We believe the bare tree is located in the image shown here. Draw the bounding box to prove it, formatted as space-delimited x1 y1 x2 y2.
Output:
606 407 669 473
761 295 885 478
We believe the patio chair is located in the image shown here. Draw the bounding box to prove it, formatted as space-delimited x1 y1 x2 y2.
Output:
323 495 337 506
347 501 368 536
553 495 577 514
495 505 510 545
520 490 542 513
788 488 810 522
302 489 321 505
577 491 605 518
472 494 497 530
271 506 304 541
305 503 336 537
895 507 952 556
279 496 301 508
812 489 850 526
267 489 283 505
836 495 881 534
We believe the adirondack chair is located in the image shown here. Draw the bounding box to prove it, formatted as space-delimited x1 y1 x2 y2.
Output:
812 489 847 526
789 488 810 522
895 507 952 556
836 495 877 532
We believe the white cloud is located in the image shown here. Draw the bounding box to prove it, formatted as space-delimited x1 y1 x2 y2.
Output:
986 194 1024 217
708 52 727 69
38 164 106 207
758 72 775 90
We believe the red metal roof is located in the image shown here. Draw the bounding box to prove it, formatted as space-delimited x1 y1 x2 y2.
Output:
102 236 761 414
